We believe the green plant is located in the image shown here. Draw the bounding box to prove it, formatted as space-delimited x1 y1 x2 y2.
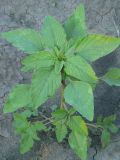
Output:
97 115 118 148
1 4 120 160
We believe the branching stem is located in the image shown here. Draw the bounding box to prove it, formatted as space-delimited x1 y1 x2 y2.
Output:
38 111 51 121
32 112 103 130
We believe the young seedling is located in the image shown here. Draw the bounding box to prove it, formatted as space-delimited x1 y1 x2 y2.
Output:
1 4 120 160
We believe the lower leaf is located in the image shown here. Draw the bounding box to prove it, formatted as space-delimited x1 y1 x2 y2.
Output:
101 129 111 148
31 68 61 108
64 81 94 121
68 131 87 160
55 122 67 142
20 134 34 154
4 84 31 113
68 116 88 136
102 68 120 86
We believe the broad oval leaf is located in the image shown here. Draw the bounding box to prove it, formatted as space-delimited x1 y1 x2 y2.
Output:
76 34 120 62
102 68 120 86
28 126 40 141
68 131 87 160
64 55 98 84
52 109 68 120
64 81 94 121
4 84 31 113
13 113 30 134
103 115 116 125
55 122 67 143
2 29 44 54
69 116 88 136
101 129 111 148
33 121 46 131
41 16 67 49
31 68 61 108
14 113 46 154
64 4 87 40
109 124 118 134
20 134 34 154
55 60 64 73
21 51 55 72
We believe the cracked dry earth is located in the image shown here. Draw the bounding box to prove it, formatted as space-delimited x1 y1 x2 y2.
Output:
0 0 120 160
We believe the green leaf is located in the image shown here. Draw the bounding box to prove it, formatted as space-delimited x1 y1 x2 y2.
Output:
68 131 87 160
76 34 120 62
13 113 30 134
96 116 103 126
102 115 118 134
26 126 40 141
55 60 64 73
31 68 61 108
101 129 111 148
20 109 38 118
55 122 67 142
41 16 66 49
64 38 78 57
103 115 116 125
97 115 118 134
21 110 33 118
20 134 34 154
33 121 46 131
64 81 94 121
68 113 88 160
102 68 120 86
109 124 118 134
52 109 68 142
21 51 55 72
52 109 68 120
4 84 31 113
13 113 46 154
2 29 44 54
64 4 87 40
69 116 88 136
68 108 76 116
64 55 98 84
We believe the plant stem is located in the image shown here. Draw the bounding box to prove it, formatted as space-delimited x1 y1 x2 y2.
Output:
38 111 51 121
31 111 53 124
86 123 103 130
60 83 65 109
60 67 66 109
44 121 52 126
